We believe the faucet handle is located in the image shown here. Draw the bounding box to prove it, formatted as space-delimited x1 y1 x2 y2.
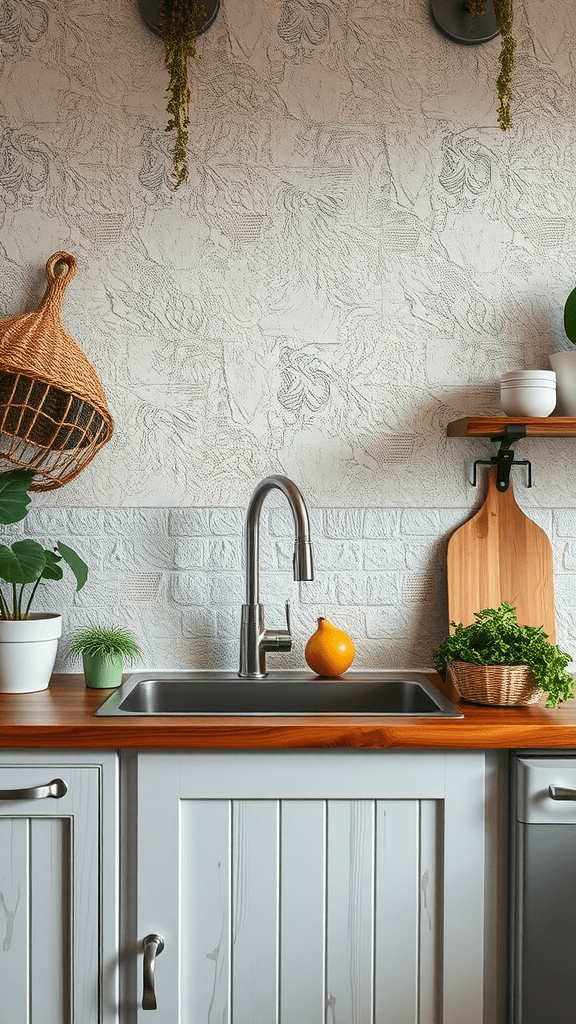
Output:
261 601 293 654
285 600 291 635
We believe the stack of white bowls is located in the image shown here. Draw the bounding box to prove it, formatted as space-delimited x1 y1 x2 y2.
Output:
500 370 557 417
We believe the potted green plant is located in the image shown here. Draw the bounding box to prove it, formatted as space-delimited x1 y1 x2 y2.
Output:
549 284 576 415
68 626 142 689
433 603 575 708
0 468 88 693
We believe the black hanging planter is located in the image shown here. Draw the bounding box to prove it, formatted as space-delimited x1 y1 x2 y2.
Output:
429 0 499 44
137 0 220 38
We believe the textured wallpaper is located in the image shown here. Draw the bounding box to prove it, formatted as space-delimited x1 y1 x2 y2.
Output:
0 0 575 509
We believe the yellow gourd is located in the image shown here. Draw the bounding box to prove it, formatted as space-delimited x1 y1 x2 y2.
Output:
305 616 355 677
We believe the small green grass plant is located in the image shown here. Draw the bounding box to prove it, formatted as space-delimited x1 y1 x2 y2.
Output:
68 626 142 664
433 602 575 708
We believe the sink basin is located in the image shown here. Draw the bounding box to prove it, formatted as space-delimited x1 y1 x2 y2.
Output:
95 670 463 717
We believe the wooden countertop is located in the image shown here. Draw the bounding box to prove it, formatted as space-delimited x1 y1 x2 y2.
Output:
0 673 576 749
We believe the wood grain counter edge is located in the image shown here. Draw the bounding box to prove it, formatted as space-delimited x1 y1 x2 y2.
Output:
0 673 575 750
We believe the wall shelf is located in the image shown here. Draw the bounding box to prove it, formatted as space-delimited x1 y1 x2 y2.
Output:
447 416 576 438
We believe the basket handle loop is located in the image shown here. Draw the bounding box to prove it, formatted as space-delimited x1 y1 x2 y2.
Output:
45 251 77 287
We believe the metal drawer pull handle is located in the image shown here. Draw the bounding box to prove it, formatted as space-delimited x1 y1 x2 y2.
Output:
0 778 67 801
548 784 576 801
142 933 164 1010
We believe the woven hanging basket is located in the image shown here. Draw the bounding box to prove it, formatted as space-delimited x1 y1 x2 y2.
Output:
447 661 544 707
0 252 114 490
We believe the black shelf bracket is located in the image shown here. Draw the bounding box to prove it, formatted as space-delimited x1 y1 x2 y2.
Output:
471 425 532 491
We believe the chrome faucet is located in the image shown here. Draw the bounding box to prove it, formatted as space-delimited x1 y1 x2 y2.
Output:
239 475 314 678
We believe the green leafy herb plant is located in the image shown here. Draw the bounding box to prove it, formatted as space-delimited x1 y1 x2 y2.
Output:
68 626 142 664
468 0 517 131
0 469 88 620
432 602 575 708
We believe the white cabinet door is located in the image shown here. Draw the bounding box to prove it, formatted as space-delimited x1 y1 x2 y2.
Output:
0 751 118 1024
131 750 487 1024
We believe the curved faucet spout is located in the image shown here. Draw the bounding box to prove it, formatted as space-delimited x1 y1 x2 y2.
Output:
240 475 314 678
244 475 314 605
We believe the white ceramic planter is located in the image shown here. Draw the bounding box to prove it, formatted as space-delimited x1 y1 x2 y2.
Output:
0 613 62 693
549 350 576 414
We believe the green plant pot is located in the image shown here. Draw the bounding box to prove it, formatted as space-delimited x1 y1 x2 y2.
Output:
82 652 124 689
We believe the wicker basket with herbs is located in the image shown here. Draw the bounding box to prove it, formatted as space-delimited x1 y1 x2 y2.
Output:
433 603 575 708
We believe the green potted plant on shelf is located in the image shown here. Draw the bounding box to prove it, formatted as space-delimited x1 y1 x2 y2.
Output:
433 602 575 708
549 284 576 415
0 468 88 693
68 625 142 689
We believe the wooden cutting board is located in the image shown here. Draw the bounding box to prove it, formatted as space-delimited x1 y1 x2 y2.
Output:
447 466 556 641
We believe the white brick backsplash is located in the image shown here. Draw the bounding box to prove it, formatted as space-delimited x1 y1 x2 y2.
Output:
313 539 362 572
169 509 212 536
215 608 240 639
363 510 400 538
267 507 323 537
133 538 178 570
400 510 441 535
16 503 576 673
169 508 244 536
207 509 244 535
133 606 186 640
65 509 104 535
71 575 122 608
554 511 576 537
335 573 402 606
209 573 245 606
205 538 243 571
181 607 218 638
298 575 339 605
170 572 212 606
103 509 169 536
362 539 406 571
173 539 206 569
562 543 576 570
324 509 365 539
365 606 419 639
404 541 438 572
25 509 69 535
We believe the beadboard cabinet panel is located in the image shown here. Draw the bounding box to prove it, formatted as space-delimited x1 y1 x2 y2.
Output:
0 753 118 1024
131 750 487 1024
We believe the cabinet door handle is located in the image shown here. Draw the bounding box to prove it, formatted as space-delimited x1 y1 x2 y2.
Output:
549 784 576 800
142 933 164 1010
0 778 68 801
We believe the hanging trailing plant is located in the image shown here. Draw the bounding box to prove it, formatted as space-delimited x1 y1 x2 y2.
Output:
159 0 207 187
469 0 517 130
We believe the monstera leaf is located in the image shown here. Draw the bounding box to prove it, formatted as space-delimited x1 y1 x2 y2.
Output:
0 470 35 526
0 541 47 584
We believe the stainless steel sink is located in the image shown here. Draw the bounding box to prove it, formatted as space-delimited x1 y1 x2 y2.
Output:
95 670 463 717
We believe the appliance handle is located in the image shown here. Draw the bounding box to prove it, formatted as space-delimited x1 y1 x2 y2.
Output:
0 778 67 801
548 784 576 801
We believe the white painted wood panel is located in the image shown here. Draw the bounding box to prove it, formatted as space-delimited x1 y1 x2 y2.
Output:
0 816 30 1023
374 799 420 1024
232 799 279 1024
280 800 326 1024
326 799 375 1024
0 754 118 1024
181 799 231 1024
135 751 487 1024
